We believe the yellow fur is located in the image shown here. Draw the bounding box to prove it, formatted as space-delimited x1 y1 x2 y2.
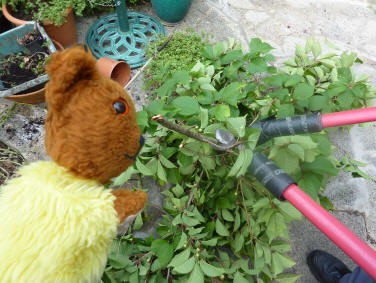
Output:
0 161 119 283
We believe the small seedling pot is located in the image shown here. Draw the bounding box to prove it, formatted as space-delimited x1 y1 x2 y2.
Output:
5 39 64 104
23 36 45 53
96 57 131 87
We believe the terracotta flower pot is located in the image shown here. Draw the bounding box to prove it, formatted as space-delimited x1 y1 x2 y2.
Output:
97 57 131 87
6 40 64 104
2 5 77 47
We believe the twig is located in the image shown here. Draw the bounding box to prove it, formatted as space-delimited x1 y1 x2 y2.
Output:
125 34 174 89
151 115 237 154
239 178 255 244
187 170 204 210
166 268 171 282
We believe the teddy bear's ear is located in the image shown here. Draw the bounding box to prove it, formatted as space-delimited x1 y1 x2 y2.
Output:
45 45 99 108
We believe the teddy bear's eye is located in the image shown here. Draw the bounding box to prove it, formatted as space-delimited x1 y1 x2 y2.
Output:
113 99 129 116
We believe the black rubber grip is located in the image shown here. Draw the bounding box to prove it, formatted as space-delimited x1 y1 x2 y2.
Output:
247 152 295 200
250 113 323 145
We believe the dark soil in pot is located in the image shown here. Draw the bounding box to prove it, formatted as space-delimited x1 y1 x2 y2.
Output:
0 51 48 90
1 32 50 95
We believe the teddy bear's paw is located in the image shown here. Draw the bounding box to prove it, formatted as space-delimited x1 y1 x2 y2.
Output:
112 189 147 221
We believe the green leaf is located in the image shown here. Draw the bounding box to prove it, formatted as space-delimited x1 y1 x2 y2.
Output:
199 260 224 277
175 232 187 250
226 116 246 137
341 51 357 68
276 273 302 283
159 155 176 168
221 49 244 64
108 253 131 269
188 263 204 283
112 166 137 186
136 110 149 131
200 107 209 128
302 157 339 176
157 160 167 182
201 238 218 247
269 148 299 174
191 61 205 73
222 82 244 107
277 104 294 118
214 104 231 121
151 239 173 268
292 83 314 100
168 248 191 268
136 159 153 176
201 45 215 59
247 58 268 74
274 252 296 271
312 41 322 58
198 91 214 105
233 232 244 252
234 271 249 283
147 100 166 115
172 70 191 84
250 38 273 54
133 213 143 230
172 184 184 197
271 240 291 253
228 149 253 177
278 202 302 220
213 41 227 57
234 210 241 231
174 256 196 274
103 270 117 283
128 272 138 283
266 213 288 241
287 144 305 160
158 79 178 98
172 97 200 116
284 74 302 87
222 209 234 222
253 197 270 212
263 74 287 86
216 218 230 236
182 215 201 227
201 83 216 91
146 158 158 175
308 95 328 111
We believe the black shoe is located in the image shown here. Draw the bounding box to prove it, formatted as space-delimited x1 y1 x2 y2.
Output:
307 250 351 283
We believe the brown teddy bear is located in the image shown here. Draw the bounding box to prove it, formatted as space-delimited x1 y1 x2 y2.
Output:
0 46 147 283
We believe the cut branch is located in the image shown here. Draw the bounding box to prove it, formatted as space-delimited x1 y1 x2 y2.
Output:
151 115 237 154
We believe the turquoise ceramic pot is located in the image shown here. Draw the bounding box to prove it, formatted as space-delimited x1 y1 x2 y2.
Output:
151 0 193 23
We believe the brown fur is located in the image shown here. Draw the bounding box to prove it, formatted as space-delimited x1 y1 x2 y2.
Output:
44 46 146 221
112 190 147 222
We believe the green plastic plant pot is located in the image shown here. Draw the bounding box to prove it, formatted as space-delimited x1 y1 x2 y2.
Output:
151 0 193 23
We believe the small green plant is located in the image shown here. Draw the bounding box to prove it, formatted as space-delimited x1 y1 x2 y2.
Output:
104 37 375 282
143 29 209 90
4 0 87 26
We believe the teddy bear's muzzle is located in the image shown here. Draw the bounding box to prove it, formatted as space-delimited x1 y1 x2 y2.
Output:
124 135 145 161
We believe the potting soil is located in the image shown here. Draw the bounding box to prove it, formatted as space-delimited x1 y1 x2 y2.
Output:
0 51 47 94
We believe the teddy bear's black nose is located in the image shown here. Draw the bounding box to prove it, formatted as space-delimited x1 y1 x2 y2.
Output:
139 135 145 148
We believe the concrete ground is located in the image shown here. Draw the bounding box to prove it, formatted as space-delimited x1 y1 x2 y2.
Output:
1 0 376 282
